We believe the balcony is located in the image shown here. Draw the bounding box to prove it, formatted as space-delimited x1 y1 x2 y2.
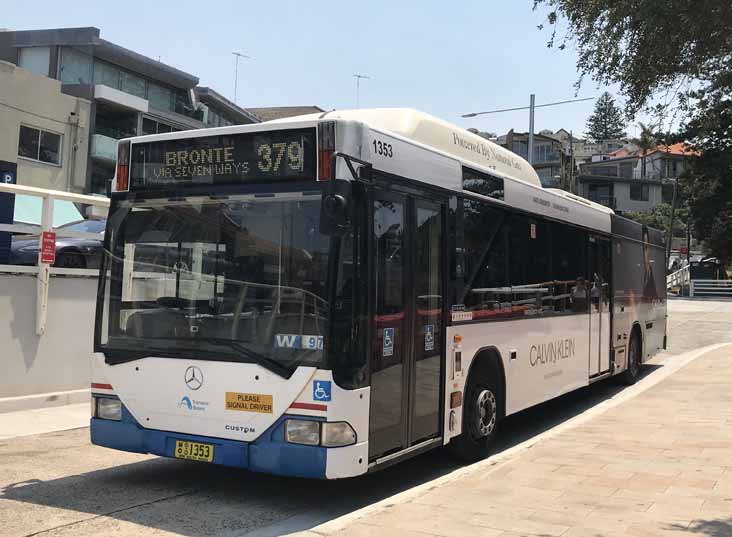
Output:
587 196 617 209
90 134 118 164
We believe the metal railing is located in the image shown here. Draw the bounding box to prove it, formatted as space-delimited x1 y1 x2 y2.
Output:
0 183 110 335
690 280 732 298
667 265 690 290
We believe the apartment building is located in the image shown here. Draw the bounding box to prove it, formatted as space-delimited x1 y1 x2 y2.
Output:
496 130 566 188
0 27 258 195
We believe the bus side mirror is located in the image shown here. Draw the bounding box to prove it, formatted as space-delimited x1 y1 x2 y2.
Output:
320 179 352 236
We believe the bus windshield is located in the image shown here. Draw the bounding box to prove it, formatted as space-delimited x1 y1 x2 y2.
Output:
100 190 336 376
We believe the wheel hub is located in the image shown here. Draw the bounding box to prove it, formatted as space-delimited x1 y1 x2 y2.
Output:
472 389 496 438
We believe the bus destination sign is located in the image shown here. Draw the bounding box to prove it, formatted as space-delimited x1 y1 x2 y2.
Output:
129 128 315 189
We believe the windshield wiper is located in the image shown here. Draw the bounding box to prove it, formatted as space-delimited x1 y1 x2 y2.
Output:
194 337 293 378
103 338 293 378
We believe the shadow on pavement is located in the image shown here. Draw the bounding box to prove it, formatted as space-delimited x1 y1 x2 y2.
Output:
668 518 732 536
0 363 665 537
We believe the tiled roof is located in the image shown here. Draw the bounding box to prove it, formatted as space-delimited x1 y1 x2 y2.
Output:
607 148 634 158
645 142 701 157
246 106 326 122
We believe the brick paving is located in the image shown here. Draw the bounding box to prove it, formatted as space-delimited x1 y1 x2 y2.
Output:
312 343 732 537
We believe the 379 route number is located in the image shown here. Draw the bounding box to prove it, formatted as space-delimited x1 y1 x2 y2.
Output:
372 139 393 158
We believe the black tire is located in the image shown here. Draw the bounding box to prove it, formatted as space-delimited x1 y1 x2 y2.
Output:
449 366 500 462
621 330 641 385
55 252 86 269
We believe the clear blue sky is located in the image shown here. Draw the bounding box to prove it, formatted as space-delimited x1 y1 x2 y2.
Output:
4 0 641 139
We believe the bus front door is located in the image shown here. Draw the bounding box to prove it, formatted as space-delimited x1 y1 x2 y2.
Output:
588 236 612 376
368 191 445 460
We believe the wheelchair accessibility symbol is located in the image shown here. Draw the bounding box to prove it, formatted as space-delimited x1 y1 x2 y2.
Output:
313 380 331 402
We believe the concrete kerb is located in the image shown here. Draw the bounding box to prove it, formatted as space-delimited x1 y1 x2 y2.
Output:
0 388 90 414
271 342 732 537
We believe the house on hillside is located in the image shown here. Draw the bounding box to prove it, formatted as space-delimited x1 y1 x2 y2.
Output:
577 142 698 213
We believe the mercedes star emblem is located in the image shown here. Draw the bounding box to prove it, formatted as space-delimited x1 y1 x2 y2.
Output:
184 366 203 390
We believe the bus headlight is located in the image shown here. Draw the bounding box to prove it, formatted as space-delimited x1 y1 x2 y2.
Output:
93 397 121 421
285 419 320 446
321 422 357 447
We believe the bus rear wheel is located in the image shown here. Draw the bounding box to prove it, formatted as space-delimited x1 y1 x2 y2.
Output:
621 331 641 385
449 369 499 462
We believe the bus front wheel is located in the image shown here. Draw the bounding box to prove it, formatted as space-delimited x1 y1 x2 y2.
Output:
449 369 500 462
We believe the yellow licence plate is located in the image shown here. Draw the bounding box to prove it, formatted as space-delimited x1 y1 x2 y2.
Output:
174 440 214 462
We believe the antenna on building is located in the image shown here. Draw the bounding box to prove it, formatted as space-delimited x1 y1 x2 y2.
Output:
353 74 371 108
232 51 252 104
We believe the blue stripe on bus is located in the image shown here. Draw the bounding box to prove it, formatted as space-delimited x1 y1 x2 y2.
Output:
90 404 327 479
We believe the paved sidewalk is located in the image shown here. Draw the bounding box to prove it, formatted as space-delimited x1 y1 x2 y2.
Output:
305 343 732 537
0 403 89 440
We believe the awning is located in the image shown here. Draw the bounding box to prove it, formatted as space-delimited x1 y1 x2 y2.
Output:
13 194 84 227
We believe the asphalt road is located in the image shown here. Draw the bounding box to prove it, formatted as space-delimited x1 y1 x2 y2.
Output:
1 299 731 537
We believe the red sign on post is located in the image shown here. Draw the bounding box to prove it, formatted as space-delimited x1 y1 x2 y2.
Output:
679 247 689 255
40 231 56 265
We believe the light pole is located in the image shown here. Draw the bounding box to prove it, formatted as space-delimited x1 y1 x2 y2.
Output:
462 96 595 166
232 51 252 104
353 74 371 108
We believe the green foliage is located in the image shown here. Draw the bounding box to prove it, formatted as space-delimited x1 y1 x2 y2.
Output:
681 69 732 263
585 92 626 141
534 0 732 262
624 203 687 237
533 0 732 116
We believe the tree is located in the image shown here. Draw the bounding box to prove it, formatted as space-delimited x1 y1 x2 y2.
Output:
632 122 657 179
624 203 687 237
534 0 732 262
680 72 732 264
585 93 626 142
533 1 732 116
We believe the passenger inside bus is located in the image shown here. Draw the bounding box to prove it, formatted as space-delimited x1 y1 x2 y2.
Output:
570 277 588 313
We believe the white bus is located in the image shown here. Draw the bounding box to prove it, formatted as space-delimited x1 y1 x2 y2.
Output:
91 109 667 478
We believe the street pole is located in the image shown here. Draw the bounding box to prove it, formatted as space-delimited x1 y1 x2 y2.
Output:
232 52 251 104
528 94 535 165
686 206 692 262
569 129 575 194
667 178 678 266
665 141 677 268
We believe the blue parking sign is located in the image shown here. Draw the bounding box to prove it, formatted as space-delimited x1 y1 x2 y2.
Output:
383 328 394 357
424 324 434 351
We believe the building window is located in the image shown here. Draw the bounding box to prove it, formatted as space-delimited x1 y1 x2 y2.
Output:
93 60 122 88
18 46 51 77
18 126 62 166
142 117 180 135
59 47 93 84
120 71 146 99
148 83 173 111
630 183 649 201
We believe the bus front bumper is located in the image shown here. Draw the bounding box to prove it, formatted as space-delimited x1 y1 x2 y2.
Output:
90 406 327 479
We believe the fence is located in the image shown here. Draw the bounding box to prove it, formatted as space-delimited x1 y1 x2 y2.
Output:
0 182 109 336
667 265 690 294
690 280 732 298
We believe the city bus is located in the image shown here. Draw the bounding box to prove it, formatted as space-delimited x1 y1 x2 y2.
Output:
91 109 667 478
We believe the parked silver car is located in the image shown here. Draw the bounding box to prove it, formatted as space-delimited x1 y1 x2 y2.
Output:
10 219 106 269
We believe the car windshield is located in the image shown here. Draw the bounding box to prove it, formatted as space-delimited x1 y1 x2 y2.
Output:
99 190 338 376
